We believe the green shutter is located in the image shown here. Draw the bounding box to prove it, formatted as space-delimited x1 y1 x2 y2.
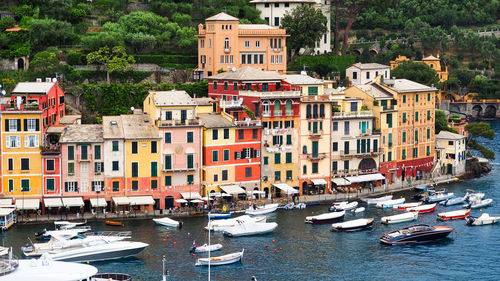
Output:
165 176 172 186
274 153 280 164
286 152 292 163
187 154 194 168
165 155 172 170
151 162 157 177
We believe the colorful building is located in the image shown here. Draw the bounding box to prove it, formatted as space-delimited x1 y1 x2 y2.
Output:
102 116 126 202
195 12 288 80
435 131 466 176
346 63 391 85
390 55 449 82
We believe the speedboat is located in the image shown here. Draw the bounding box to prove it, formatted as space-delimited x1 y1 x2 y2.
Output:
424 192 455 203
36 228 90 241
331 218 374 232
205 215 267 231
379 224 454 245
394 202 422 210
153 217 183 228
440 195 467 206
195 249 244 266
380 212 418 224
54 221 88 230
190 243 223 253
245 203 279 215
466 213 500 226
360 195 393 205
329 201 358 212
305 210 345 224
406 203 437 213
223 222 277 237
354 207 365 213
464 198 493 209
376 198 405 208
207 213 232 219
437 209 471 220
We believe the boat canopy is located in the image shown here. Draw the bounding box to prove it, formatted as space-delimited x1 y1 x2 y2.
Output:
180 192 202 199
113 196 130 205
331 178 351 186
345 173 385 183
89 197 107 207
44 197 63 208
0 208 14 216
219 185 246 195
311 179 328 185
62 197 84 208
272 183 298 194
128 196 155 206
16 198 40 210
0 198 12 206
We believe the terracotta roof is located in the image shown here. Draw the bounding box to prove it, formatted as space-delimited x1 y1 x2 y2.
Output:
198 113 235 128
354 84 393 99
60 124 103 143
208 66 282 81
120 114 160 140
206 12 239 21
348 63 390 70
60 115 81 125
193 97 215 106
102 116 124 139
436 131 465 140
5 25 26 32
149 90 195 106
12 82 55 94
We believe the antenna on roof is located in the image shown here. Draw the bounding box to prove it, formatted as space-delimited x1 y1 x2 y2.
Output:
131 107 135 112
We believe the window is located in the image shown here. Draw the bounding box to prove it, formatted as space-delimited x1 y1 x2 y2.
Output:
303 165 307 175
286 170 292 180
223 149 230 161
264 157 268 165
222 170 228 181
187 175 194 185
68 162 75 175
165 111 172 120
308 87 318 96
265 3 269 7
165 176 172 186
344 160 349 170
212 150 219 162
46 178 55 192
303 145 307 154
112 141 119 151
213 82 217 90
132 180 138 191
333 122 338 131
8 158 13 171
255 40 260 48
428 93 431 101
366 72 370 79
151 179 158 189
275 171 281 181
21 179 30 192
132 162 139 177
286 152 292 163
415 112 419 122
26 119 37 131
332 142 338 152
416 94 419 102
332 161 338 172
274 153 281 164
274 17 279 26
427 110 431 120
350 102 358 112
353 72 358 80
80 145 88 160
7 119 19 131
274 100 281 116
214 174 219 182
112 161 119 171
132 142 138 154
387 113 393 128
413 147 418 158
21 158 29 171
65 182 78 192
312 162 318 174
164 155 172 170
388 133 393 148
245 167 252 178
94 145 101 160
6 136 20 148
344 121 350 135
224 38 229 49
286 135 292 145
151 141 157 153
403 113 407 123
165 132 172 143
388 151 392 162
427 146 431 156
212 129 218 140
224 82 228 90
402 131 406 143
402 149 407 160
45 159 55 171
245 40 250 48
252 129 258 139
113 181 120 192
151 162 158 177
92 181 104 192
403 95 406 103
238 130 244 140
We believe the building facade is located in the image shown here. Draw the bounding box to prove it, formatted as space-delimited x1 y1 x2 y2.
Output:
435 131 466 176
346 63 391 86
390 55 448 82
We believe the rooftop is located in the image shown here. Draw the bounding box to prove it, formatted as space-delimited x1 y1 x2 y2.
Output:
282 74 323 85
348 62 390 70
150 90 195 106
60 115 81 125
121 114 159 140
12 82 55 95
239 90 301 99
193 97 215 106
436 131 466 140
239 24 279 30
384 79 437 93
102 116 124 139
208 66 282 81
206 12 239 21
355 84 393 99
198 113 235 128
60 124 103 143
422 55 440 61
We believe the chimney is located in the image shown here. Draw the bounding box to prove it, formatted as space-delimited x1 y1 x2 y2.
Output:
45 78 51 82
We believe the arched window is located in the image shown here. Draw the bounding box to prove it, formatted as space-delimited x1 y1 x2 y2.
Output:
302 181 308 195
224 38 229 49
262 101 270 115
274 100 281 116
306 105 311 118
320 104 325 117
302 145 307 154
303 165 307 175
286 100 292 116
313 104 318 118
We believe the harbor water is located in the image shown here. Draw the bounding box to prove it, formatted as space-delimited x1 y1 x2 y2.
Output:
2 122 500 280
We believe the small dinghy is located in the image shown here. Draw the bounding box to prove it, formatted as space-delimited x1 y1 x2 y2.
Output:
406 203 437 213
376 198 405 209
305 210 345 224
466 213 500 226
381 212 418 224
331 218 374 232
354 207 365 213
105 220 124 227
329 201 358 212
437 209 471 220
424 192 455 203
394 202 422 210
361 195 393 205
283 203 295 210
245 203 279 215
195 249 244 266
295 203 306 209
207 213 232 219
464 198 493 209
223 222 278 237
153 217 183 228
440 196 467 206
190 243 223 253
411 185 433 192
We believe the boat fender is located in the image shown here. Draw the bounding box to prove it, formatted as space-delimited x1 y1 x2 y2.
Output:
274 249 277 253
265 244 268 248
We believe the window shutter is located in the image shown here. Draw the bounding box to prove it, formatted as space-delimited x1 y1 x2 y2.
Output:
24 119 28 131
36 119 40 131
4 119 8 132
234 151 238 159
35 136 39 147
250 148 254 158
16 136 20 148
24 136 29 147
65 182 68 190
17 119 21 131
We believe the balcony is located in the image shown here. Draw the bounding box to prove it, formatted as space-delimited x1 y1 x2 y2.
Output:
220 98 243 108
262 111 271 117
272 47 283 52
339 150 381 158
224 46 231 53
306 114 325 120
162 164 197 172
332 110 373 119
264 128 292 135
306 153 327 160
309 130 323 138
285 110 294 116
1 102 41 111
235 119 261 127
42 144 61 155
157 118 200 127
381 105 395 111
332 168 378 177
78 154 92 162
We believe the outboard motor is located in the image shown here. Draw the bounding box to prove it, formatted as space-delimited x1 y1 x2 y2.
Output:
35 228 47 237
189 245 197 253
179 221 183 229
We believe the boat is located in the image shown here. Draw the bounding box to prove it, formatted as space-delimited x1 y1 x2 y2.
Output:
305 210 345 224
0 207 16 230
464 198 493 209
195 249 244 266
379 224 454 245
190 243 223 253
424 192 455 203
329 201 358 212
411 184 433 192
245 203 279 215
354 207 365 213
437 209 471 220
466 213 500 226
204 215 267 231
0 246 8 256
35 228 90 241
223 222 278 237
105 220 124 227
440 195 467 206
406 203 437 213
380 212 418 224
394 202 422 210
465 190 485 201
91 273 132 281
54 220 88 230
331 218 374 232
207 213 232 219
376 198 405 208
283 203 295 210
360 195 393 205
153 217 183 228
295 203 306 209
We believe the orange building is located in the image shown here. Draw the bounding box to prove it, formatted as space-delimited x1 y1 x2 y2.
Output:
195 12 288 80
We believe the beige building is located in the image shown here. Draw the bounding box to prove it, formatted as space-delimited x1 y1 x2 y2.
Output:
346 63 391 85
435 131 466 176
390 55 448 82
195 12 288 80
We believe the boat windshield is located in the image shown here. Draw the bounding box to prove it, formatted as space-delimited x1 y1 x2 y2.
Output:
407 225 433 232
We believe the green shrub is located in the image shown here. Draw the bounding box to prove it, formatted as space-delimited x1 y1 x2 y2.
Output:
66 52 84 65
288 55 355 78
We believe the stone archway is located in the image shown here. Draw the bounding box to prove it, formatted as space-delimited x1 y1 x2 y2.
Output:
352 49 362 56
17 58 24 70
358 158 377 171
369 49 378 56
484 105 497 118
472 104 483 117
450 104 461 113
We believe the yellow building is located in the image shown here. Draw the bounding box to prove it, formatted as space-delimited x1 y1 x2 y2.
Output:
435 131 466 176
390 55 449 82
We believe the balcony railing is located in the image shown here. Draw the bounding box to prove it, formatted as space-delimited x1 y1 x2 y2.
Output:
162 164 197 172
382 105 395 111
262 111 271 117
285 110 294 116
235 119 261 127
306 152 327 160
224 46 231 53
339 150 380 157
332 168 378 176
157 119 200 127
332 110 373 119
263 128 292 135
42 144 61 155
78 154 92 162
220 98 243 108
1 103 40 111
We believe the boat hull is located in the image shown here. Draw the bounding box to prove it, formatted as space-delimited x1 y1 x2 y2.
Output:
207 213 232 219
153 218 181 228
380 227 453 245
48 242 149 262
381 212 418 224
195 250 244 266
331 219 374 232
361 195 393 205
245 204 279 215
306 214 344 225
437 209 471 220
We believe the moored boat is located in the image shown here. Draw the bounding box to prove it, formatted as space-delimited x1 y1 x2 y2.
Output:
411 184 433 192
394 202 422 210
440 196 467 206
331 218 374 232
245 203 279 215
223 222 277 237
153 217 183 228
380 212 418 224
329 201 358 212
464 198 493 209
361 195 393 205
105 220 124 227
465 213 500 226
295 203 306 209
190 243 223 253
437 209 471 220
207 213 232 219
424 192 455 203
354 207 365 213
376 198 405 209
379 224 454 245
305 210 345 224
204 215 267 231
406 203 437 213
195 249 244 266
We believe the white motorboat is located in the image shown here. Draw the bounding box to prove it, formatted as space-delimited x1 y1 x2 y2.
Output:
245 203 279 215
329 201 358 212
331 218 374 232
376 198 405 208
440 195 467 206
305 210 345 224
464 198 493 209
466 192 485 201
295 203 306 209
406 203 437 213
36 228 91 241
381 212 418 224
195 249 244 266
354 207 365 213
190 243 223 253
361 195 393 205
424 192 455 203
0 246 8 256
223 222 278 237
54 221 88 230
153 217 183 228
466 213 500 226
393 202 422 210
204 215 267 231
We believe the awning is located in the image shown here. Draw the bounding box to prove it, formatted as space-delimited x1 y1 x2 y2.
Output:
113 196 130 205
273 183 298 194
175 199 188 203
345 173 386 183
311 179 328 185
180 192 202 200
0 208 15 216
219 185 246 195
89 197 107 208
44 197 63 208
0 198 12 206
62 197 84 207
332 178 351 186
15 198 40 210
128 196 155 206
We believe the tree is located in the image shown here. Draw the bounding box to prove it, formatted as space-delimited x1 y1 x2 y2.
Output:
419 26 448 53
29 19 78 50
466 122 495 140
392 61 439 86
280 5 327 58
435 110 458 134
30 51 61 76
86 46 136 84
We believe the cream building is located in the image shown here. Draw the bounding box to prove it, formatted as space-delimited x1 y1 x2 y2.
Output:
435 131 466 176
346 63 391 85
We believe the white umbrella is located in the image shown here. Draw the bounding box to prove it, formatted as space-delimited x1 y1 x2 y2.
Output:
221 193 232 197
252 190 266 195
201 197 213 201
210 192 222 197
175 199 188 203
190 199 203 203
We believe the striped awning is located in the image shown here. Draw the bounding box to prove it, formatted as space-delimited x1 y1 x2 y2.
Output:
62 197 84 207
44 197 63 208
16 198 40 210
89 197 107 207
